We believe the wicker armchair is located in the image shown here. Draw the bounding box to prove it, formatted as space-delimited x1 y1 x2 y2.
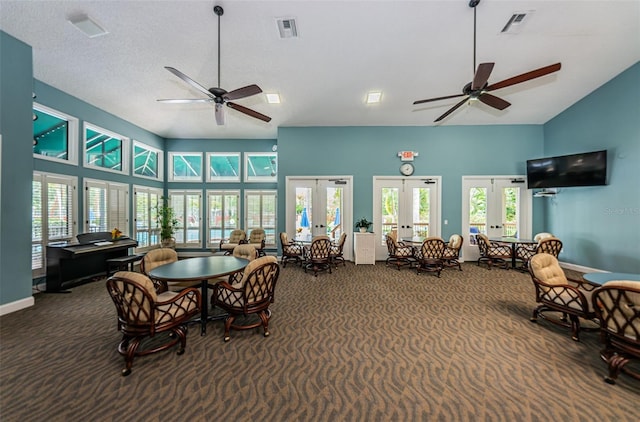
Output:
476 234 511 270
211 256 280 342
247 228 267 256
385 230 415 270
416 237 446 277
280 232 304 267
592 280 640 384
141 248 199 292
304 235 332 276
529 253 598 341
219 229 247 255
442 234 463 271
106 271 200 375
330 232 347 268
515 233 561 270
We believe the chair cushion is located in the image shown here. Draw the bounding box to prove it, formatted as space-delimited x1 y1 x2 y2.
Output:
448 234 462 249
534 232 554 242
143 248 178 273
249 229 265 243
233 244 258 261
114 271 157 302
228 230 246 243
530 254 567 286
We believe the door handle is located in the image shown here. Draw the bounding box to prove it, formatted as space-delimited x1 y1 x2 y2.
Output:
319 224 325 228
490 225 495 228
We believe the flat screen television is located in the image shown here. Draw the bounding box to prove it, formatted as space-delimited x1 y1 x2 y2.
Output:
526 150 607 189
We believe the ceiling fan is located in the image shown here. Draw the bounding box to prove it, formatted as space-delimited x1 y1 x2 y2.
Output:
158 5 271 125
413 0 561 123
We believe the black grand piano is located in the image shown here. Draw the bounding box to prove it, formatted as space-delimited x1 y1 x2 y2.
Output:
46 231 138 292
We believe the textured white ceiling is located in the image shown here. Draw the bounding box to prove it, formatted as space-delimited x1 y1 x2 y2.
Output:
1 0 638 139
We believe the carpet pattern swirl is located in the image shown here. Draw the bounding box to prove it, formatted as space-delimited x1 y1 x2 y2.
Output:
1 261 638 421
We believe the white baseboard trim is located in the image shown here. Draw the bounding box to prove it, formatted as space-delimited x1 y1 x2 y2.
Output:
559 261 606 274
0 295 35 316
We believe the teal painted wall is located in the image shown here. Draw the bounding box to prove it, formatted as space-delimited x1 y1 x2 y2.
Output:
0 32 34 305
277 125 545 240
33 80 165 235
543 62 640 273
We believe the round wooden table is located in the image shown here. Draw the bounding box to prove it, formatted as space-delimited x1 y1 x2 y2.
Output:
149 256 249 335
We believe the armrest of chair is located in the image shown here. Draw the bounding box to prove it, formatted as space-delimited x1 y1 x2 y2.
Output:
155 287 200 310
567 277 599 291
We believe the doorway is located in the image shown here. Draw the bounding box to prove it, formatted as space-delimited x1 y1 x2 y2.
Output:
373 176 441 260
461 176 531 262
286 177 353 260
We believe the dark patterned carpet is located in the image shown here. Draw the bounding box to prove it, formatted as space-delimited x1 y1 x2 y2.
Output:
1 261 638 421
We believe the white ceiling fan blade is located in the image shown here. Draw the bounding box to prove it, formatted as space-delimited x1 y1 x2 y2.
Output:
215 103 225 125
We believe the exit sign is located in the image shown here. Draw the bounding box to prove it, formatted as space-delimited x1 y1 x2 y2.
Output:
398 151 418 161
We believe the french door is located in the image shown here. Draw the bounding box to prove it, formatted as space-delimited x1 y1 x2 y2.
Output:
461 176 532 262
373 177 441 260
286 177 353 260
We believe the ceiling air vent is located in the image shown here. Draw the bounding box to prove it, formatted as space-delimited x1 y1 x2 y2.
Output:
501 11 534 34
277 18 298 38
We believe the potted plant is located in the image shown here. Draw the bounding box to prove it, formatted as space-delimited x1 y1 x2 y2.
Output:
355 217 372 233
156 199 178 248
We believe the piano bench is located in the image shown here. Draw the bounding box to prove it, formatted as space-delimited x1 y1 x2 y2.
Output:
106 254 144 277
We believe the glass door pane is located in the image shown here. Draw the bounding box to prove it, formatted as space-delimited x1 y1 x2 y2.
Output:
295 185 314 240
462 177 530 262
411 186 431 238
374 178 439 260
323 183 343 241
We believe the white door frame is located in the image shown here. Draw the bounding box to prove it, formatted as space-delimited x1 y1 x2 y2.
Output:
286 176 353 261
373 176 442 261
461 175 532 262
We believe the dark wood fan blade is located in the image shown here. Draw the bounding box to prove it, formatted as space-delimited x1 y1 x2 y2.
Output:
486 63 561 91
224 84 263 101
164 66 214 98
472 63 495 90
478 93 511 110
227 102 272 122
434 97 469 122
413 93 465 105
157 99 213 103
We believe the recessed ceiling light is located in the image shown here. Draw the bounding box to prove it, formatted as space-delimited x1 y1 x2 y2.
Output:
366 92 382 104
68 15 109 38
266 93 281 104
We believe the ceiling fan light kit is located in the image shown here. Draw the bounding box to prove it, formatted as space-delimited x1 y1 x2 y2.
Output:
413 0 560 123
157 5 271 125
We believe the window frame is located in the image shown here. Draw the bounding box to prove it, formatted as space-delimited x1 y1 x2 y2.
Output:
206 152 241 182
205 189 241 249
168 152 203 182
244 152 277 183
132 140 163 181
133 185 162 251
83 122 130 175
244 189 277 247
32 172 78 277
168 189 203 248
33 103 79 165
84 178 129 235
